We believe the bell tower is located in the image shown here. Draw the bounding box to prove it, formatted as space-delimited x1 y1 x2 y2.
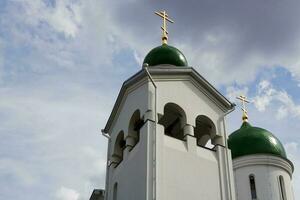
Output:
101 11 236 200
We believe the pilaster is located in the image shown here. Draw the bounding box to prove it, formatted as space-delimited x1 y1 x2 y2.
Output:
215 145 236 200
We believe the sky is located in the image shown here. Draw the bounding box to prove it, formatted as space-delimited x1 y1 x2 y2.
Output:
1 0 300 199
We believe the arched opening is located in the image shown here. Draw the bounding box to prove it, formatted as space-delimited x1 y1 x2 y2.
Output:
158 103 186 140
194 115 216 148
279 175 287 200
113 182 118 200
249 174 257 200
128 110 143 149
111 131 125 166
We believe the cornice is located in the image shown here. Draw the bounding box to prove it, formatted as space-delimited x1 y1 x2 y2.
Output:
103 65 234 133
233 154 294 177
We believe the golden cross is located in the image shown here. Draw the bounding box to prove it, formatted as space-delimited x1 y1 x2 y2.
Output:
236 95 250 122
155 10 174 44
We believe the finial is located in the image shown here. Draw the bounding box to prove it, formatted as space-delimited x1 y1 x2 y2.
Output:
155 10 174 44
236 95 250 122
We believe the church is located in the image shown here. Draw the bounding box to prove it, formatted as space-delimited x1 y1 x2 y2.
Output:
89 11 295 200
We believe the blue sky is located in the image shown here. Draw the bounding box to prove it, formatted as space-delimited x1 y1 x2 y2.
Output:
1 0 300 199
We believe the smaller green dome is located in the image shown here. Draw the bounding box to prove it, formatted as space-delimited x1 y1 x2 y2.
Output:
228 122 287 159
143 44 188 67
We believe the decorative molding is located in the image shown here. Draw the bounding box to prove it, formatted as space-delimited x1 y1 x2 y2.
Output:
104 66 234 133
233 155 293 177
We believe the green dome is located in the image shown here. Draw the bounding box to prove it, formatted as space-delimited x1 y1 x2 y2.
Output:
228 122 287 159
143 44 188 67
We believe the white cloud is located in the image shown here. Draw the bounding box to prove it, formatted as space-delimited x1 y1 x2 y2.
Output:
253 80 300 119
258 80 271 92
225 85 249 102
17 0 82 38
106 1 300 86
0 82 109 199
47 0 82 38
1 0 130 77
56 186 80 200
276 106 289 119
0 158 37 186
183 39 269 85
0 1 128 199
253 80 274 112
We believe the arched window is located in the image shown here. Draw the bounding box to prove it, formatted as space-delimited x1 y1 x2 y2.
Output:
279 175 287 200
158 103 186 140
249 174 257 200
113 182 118 200
128 110 143 149
111 131 125 166
194 115 216 148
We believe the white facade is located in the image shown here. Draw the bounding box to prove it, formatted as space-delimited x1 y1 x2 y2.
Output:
100 65 295 200
233 155 294 200
103 66 236 200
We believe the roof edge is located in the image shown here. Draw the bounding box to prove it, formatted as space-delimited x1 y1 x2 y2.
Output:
232 154 294 176
103 65 234 133
103 69 145 133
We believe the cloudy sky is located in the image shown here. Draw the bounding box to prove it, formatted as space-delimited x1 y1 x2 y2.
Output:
1 0 300 199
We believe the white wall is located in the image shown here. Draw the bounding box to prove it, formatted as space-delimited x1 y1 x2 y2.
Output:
154 78 235 200
107 121 155 200
161 133 221 200
105 80 153 200
156 80 224 134
233 155 294 200
104 69 236 200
